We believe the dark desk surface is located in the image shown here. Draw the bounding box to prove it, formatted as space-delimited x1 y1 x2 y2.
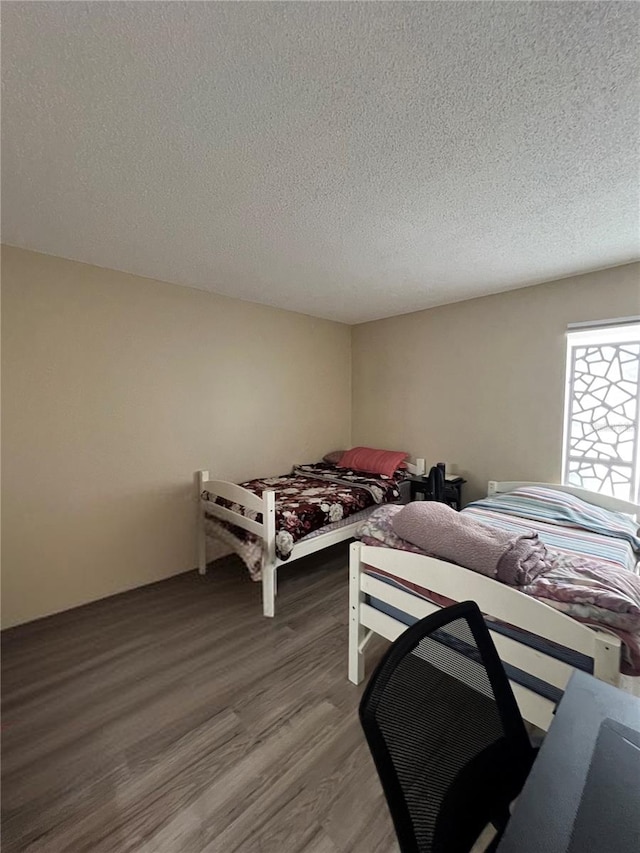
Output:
498 671 640 853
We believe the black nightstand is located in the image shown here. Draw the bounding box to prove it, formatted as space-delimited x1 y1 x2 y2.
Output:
406 476 466 511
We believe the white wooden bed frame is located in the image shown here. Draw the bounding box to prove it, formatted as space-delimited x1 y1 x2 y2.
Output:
197 458 426 617
349 480 640 732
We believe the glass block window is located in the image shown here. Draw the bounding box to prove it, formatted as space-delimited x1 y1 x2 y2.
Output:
563 322 640 502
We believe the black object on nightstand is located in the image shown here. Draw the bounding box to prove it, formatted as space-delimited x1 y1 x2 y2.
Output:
406 475 466 510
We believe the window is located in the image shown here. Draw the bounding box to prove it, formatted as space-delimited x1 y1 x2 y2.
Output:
563 320 640 503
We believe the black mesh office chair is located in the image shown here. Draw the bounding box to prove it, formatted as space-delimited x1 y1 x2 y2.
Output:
359 601 537 853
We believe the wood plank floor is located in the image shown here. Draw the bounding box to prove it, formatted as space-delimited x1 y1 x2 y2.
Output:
2 544 402 853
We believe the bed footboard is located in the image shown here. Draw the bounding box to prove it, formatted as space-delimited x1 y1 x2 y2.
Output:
348 542 622 731
197 470 209 576
197 471 277 616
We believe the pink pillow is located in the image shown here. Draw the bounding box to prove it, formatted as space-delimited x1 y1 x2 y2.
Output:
339 446 409 478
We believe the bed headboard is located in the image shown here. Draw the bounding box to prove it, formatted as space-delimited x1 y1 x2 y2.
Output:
407 458 425 476
487 480 640 519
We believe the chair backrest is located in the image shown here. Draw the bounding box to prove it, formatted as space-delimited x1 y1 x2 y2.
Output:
359 601 536 853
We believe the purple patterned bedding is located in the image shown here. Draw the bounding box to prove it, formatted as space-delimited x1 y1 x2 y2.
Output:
357 504 640 675
202 463 404 579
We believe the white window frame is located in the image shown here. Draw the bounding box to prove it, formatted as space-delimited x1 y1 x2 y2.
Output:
562 319 640 503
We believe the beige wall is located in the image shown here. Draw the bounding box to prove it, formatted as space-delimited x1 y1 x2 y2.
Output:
1 246 351 627
4 248 639 628
352 263 640 504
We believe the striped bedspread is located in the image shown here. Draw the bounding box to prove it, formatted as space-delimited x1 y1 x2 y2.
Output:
461 504 637 573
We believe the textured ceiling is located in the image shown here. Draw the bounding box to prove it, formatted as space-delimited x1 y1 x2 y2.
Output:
2 2 639 324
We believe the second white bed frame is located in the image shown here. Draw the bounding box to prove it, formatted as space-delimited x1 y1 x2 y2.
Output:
197 458 425 617
349 480 640 731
